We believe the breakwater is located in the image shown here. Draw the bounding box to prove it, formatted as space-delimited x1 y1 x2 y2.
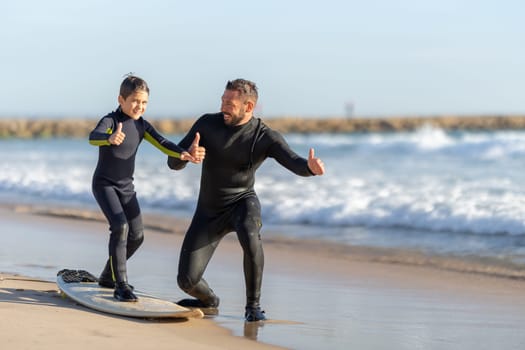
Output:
1 115 525 138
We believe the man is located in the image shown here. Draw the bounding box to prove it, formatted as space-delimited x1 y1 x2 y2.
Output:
168 79 325 321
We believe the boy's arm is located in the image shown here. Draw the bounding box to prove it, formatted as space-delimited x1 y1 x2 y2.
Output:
143 120 187 158
89 117 114 146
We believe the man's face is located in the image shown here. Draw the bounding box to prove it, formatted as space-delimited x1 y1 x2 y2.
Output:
221 89 251 126
118 91 149 120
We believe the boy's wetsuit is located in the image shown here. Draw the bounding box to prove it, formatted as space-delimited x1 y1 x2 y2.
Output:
168 113 314 308
90 107 186 286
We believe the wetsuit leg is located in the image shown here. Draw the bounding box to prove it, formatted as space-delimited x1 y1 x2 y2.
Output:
177 211 226 306
93 185 132 284
122 192 144 257
97 193 144 286
233 196 264 308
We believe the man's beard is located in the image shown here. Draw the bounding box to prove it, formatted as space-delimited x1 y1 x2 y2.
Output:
223 112 244 126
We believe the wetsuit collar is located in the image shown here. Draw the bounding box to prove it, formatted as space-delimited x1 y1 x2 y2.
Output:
115 106 136 122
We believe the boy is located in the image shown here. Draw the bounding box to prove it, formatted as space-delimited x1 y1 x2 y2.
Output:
89 75 200 302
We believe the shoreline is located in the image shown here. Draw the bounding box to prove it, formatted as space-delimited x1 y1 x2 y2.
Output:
2 114 525 138
6 202 525 281
6 203 525 281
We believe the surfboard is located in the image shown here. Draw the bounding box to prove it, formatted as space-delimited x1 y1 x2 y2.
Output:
56 269 203 319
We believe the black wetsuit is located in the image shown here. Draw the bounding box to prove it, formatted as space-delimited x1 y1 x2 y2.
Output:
90 107 186 285
168 113 314 308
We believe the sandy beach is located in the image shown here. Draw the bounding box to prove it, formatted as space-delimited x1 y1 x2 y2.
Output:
0 274 284 350
2 204 525 349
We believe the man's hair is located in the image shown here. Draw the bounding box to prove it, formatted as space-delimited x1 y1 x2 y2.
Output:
225 79 258 102
120 74 150 99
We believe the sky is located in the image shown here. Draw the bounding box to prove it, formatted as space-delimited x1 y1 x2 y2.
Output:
1 0 524 119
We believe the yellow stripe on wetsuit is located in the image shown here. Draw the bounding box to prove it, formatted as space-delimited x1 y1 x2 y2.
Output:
144 131 182 158
89 127 113 146
89 139 111 146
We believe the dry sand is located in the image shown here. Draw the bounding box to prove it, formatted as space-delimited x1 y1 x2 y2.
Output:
0 274 283 350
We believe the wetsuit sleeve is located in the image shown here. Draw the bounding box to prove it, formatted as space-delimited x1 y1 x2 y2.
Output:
167 119 201 170
143 120 186 159
267 131 315 177
89 116 114 146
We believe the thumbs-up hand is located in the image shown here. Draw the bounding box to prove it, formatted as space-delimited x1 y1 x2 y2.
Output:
307 148 325 175
109 122 126 145
188 132 205 163
180 151 197 163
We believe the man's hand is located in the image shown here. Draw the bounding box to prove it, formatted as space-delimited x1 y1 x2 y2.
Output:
188 132 206 163
307 148 325 175
108 122 125 145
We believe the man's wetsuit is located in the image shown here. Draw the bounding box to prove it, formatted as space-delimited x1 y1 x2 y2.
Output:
90 107 186 286
168 113 314 309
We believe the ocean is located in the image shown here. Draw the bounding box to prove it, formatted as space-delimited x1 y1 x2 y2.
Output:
2 125 525 270
4 125 525 350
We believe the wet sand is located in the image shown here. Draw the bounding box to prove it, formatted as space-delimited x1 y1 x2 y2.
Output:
2 205 525 349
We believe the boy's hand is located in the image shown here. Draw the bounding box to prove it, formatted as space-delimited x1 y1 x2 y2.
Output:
109 122 125 145
180 151 197 163
307 148 325 175
188 132 205 163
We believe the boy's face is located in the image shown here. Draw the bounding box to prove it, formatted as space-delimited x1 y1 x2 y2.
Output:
118 90 149 120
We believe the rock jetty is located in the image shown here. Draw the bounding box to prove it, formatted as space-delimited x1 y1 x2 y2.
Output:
1 115 525 138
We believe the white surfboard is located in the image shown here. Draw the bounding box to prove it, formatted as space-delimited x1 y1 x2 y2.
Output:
57 269 203 319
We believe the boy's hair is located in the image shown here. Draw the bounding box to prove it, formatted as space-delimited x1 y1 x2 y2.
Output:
120 74 150 99
226 79 258 102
